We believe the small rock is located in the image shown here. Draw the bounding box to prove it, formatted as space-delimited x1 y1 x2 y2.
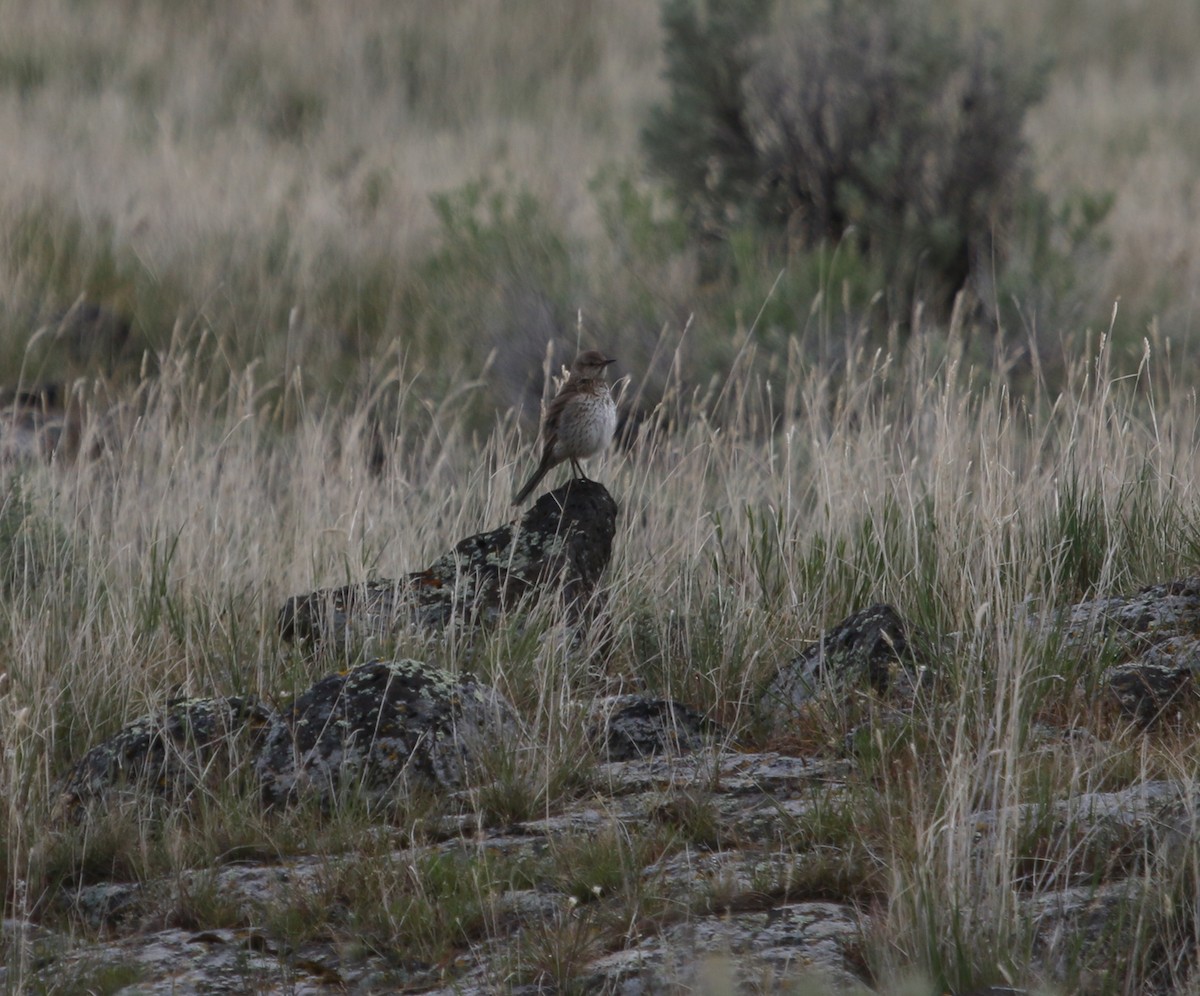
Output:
587 694 722 761
1106 658 1195 724
760 604 921 719
66 881 144 930
1036 578 1200 725
1054 576 1200 649
582 901 868 993
55 696 274 822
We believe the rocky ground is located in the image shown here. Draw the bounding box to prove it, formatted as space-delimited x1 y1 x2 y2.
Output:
11 481 1200 993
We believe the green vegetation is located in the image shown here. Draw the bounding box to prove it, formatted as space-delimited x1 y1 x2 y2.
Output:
2 0 1200 991
643 0 1047 321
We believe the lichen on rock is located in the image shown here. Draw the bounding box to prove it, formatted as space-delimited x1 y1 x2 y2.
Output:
278 479 617 650
255 658 520 808
760 603 923 721
55 695 274 822
587 694 723 761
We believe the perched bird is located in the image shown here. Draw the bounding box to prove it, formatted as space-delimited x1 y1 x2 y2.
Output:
513 349 617 504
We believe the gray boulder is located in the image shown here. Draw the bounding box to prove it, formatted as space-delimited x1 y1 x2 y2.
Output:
256 658 519 808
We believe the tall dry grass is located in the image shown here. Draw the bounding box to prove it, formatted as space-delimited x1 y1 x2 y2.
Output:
0 315 1197 988
0 0 664 385
3 0 1200 989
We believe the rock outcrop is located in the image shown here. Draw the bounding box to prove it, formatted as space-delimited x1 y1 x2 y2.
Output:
278 479 618 649
45 562 1200 993
1034 576 1200 722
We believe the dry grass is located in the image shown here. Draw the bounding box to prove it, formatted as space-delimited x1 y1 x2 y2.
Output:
0 0 661 245
1 0 1199 382
0 0 664 385
3 0 1200 990
954 0 1200 332
0 319 1197 989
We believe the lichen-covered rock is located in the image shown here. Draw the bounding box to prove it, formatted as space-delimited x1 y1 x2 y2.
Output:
279 479 617 648
1106 653 1197 724
760 604 922 719
1031 578 1200 724
55 696 274 822
969 780 1183 866
580 900 868 993
256 659 520 807
14 926 313 996
587 694 722 761
1051 576 1200 648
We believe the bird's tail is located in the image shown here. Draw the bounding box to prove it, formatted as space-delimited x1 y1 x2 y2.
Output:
512 455 553 505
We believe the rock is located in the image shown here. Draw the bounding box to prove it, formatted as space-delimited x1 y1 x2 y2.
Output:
54 696 274 822
760 604 923 719
36 741 867 994
587 694 723 761
1106 656 1196 724
256 658 520 807
279 479 618 649
55 551 1200 995
591 750 848 804
66 881 145 931
1025 880 1141 987
1054 577 1200 648
969 780 1184 888
1033 578 1200 724
582 901 868 993
42 926 325 995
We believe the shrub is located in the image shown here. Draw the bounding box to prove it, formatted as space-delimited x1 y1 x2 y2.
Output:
401 180 581 419
642 0 1048 319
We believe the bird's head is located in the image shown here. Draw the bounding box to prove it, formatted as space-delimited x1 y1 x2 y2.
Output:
572 349 616 379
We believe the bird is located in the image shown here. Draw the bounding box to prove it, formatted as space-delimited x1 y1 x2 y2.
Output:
513 349 617 504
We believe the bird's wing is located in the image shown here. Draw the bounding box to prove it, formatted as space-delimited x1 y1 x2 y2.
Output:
542 380 580 440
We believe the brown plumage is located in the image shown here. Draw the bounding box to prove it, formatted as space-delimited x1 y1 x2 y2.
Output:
513 349 617 504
